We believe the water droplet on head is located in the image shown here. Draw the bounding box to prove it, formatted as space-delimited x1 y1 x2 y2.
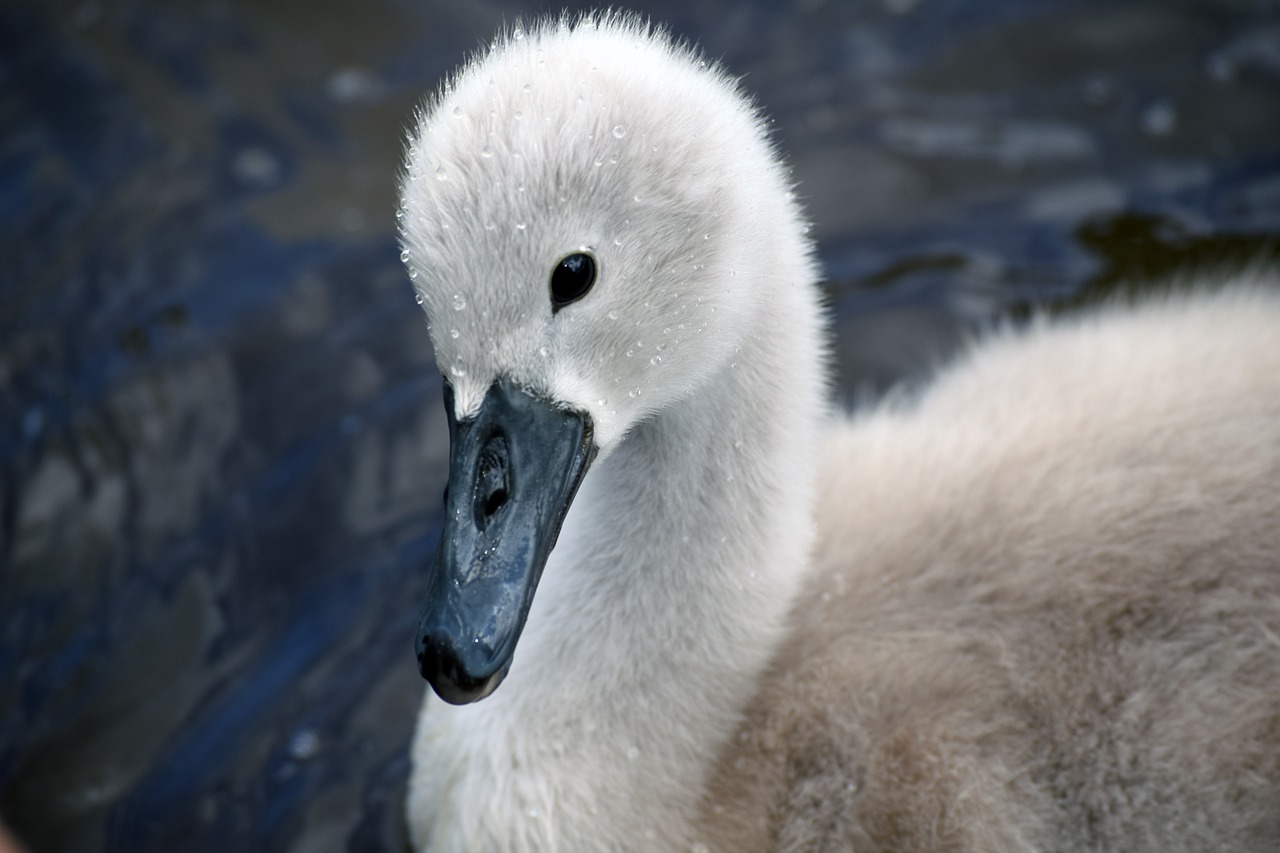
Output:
434 165 448 181
452 294 466 310
400 249 411 262
629 387 641 399
516 222 527 231
408 269 418 280
452 105 461 117
593 156 604 168
612 125 626 139
449 328 460 339
522 83 531 94
415 293 425 305
607 310 619 320
512 26 524 40
481 144 493 158
649 355 662 365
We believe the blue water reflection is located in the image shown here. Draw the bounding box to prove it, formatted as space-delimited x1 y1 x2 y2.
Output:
2 1 1277 850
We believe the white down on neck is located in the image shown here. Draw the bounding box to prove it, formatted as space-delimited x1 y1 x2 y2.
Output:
399 13 827 852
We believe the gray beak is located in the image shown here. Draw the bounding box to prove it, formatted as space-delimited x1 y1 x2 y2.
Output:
415 378 596 704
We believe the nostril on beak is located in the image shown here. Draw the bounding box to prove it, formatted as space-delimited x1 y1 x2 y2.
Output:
483 486 508 517
474 434 510 529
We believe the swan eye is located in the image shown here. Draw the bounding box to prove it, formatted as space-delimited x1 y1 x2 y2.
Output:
549 251 597 311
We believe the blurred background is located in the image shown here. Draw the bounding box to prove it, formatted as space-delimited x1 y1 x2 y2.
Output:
1 0 1278 850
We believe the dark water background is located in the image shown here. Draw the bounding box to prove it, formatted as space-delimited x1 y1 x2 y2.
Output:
2 0 1278 850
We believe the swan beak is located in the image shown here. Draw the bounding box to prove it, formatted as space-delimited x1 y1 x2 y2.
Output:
416 378 596 704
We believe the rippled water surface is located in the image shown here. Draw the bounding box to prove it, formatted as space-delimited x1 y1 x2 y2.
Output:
2 1 1278 850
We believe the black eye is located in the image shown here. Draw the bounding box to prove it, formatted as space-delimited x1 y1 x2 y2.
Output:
549 251 597 311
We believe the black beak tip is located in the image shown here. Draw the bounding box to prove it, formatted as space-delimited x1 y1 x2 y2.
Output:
415 629 507 705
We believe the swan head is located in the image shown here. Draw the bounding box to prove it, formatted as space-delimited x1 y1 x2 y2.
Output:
399 14 808 703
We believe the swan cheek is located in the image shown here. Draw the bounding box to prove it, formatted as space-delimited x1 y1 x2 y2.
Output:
416 378 596 705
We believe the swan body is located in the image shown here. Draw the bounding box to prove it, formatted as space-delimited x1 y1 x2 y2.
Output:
701 288 1280 851
397 14 1280 852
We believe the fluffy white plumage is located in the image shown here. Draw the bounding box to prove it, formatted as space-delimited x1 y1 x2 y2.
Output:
398 13 1280 852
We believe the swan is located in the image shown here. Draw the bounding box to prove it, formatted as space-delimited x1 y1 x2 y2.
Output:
396 13 1280 852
